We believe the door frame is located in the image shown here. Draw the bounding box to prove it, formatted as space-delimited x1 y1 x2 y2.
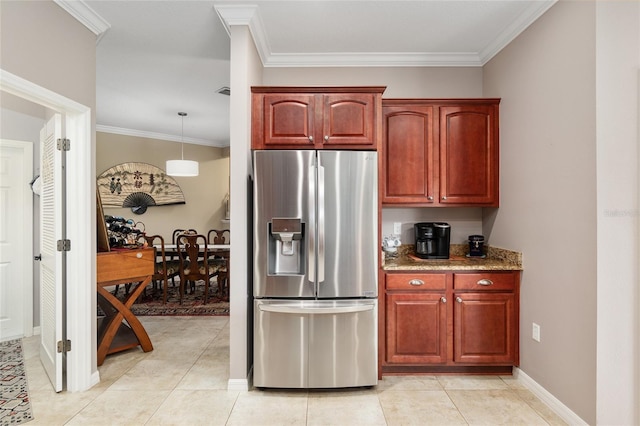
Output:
0 139 33 339
0 69 97 392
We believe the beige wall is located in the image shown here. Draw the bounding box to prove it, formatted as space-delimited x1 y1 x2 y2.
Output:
263 67 482 98
483 2 597 423
0 0 96 114
97 132 229 243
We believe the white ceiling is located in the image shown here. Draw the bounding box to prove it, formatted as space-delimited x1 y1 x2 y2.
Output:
67 0 556 148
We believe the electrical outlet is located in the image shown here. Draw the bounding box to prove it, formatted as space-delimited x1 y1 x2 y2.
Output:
532 323 541 342
393 222 402 235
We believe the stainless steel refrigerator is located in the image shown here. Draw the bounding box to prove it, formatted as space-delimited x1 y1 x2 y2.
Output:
253 150 378 389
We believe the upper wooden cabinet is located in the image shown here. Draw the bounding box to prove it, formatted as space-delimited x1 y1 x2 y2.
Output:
382 103 435 203
382 99 500 207
252 87 385 150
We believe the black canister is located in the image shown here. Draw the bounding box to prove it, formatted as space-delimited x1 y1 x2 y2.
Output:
468 235 485 257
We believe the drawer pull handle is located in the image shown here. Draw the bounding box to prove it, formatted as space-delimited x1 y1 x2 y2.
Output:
477 279 493 286
441 296 447 303
456 297 463 303
136 252 143 259
409 279 424 286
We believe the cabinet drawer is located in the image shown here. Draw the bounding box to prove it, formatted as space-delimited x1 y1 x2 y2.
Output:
453 272 515 291
97 248 154 283
386 273 446 290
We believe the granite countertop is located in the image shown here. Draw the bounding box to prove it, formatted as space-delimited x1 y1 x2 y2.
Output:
382 244 522 271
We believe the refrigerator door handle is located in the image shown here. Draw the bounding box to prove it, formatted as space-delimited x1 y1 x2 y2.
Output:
317 162 325 283
308 164 316 283
258 304 374 315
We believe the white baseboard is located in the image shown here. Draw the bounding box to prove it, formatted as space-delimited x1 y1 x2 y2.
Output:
32 326 41 335
89 371 101 389
227 366 253 391
227 378 250 391
514 367 588 425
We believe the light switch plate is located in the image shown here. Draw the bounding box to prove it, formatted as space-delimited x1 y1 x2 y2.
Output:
532 323 541 342
393 222 402 235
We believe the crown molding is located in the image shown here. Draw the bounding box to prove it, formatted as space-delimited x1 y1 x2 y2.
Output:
479 0 557 65
54 0 111 41
215 4 271 66
96 124 229 148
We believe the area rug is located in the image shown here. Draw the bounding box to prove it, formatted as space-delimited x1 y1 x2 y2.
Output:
104 281 229 316
0 339 33 425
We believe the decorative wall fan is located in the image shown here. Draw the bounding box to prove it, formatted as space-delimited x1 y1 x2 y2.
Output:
97 162 186 214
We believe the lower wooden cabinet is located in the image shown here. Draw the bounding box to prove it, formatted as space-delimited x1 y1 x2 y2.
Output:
453 292 516 364
386 292 447 364
382 270 520 374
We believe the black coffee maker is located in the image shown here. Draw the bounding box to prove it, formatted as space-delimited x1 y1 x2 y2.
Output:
414 222 451 259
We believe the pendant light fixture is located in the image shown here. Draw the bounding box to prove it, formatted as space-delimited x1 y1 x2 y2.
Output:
166 112 199 177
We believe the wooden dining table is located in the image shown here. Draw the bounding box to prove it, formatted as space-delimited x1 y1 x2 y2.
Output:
158 244 230 252
154 243 230 260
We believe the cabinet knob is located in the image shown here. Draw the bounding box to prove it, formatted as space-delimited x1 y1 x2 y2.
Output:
409 279 424 286
442 196 447 200
456 296 462 303
324 135 329 141
308 136 314 142
477 279 493 286
428 196 434 201
440 296 447 303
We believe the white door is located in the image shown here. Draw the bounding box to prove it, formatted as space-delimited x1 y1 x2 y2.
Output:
39 114 64 392
0 140 33 341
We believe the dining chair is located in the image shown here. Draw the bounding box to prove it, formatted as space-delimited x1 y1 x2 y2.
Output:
169 229 197 287
176 233 228 304
172 228 197 245
207 229 230 300
207 229 230 245
143 234 180 304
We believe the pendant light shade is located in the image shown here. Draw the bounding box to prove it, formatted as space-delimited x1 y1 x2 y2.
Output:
166 159 199 176
166 112 199 177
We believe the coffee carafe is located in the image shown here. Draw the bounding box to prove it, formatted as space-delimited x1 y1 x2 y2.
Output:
414 222 451 259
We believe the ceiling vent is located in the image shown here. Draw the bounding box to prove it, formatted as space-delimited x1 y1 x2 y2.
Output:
216 86 231 96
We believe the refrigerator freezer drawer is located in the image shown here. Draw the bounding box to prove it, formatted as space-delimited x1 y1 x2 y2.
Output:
254 299 378 388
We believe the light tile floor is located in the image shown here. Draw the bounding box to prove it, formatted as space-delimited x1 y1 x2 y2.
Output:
22 316 567 425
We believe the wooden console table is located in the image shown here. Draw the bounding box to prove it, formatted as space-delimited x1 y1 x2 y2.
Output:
97 247 154 366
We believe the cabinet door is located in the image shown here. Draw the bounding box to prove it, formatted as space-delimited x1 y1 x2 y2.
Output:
382 105 434 204
439 104 498 206
386 292 447 364
261 94 317 147
453 292 515 364
322 93 377 147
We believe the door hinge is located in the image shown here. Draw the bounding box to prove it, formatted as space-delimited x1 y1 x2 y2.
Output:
57 239 71 251
57 138 70 151
57 339 71 353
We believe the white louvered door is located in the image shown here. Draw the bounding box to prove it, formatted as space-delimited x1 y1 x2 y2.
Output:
39 114 64 392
